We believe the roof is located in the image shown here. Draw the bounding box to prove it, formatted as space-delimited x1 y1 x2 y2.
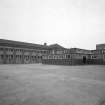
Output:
69 48 92 54
48 44 65 49
0 39 48 49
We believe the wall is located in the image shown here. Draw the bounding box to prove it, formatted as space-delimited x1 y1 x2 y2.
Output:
0 46 46 64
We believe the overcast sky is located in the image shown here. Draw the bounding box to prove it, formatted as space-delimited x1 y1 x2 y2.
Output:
0 0 105 49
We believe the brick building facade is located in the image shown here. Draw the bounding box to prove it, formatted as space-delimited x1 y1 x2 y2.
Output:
0 39 105 65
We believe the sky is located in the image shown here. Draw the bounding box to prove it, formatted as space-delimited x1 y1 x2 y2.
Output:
0 0 105 50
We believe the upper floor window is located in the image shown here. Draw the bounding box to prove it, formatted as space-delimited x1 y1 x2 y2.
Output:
92 55 97 59
103 50 105 54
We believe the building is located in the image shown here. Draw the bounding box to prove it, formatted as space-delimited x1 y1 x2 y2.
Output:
42 44 105 65
90 44 105 64
96 44 105 50
0 39 49 64
0 39 105 65
42 47 92 65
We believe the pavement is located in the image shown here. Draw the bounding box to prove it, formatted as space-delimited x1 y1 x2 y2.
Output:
0 64 105 105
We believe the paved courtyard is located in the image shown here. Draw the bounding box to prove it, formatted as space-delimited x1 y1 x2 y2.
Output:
0 64 105 105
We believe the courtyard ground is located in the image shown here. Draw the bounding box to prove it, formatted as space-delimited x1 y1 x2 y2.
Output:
0 64 105 105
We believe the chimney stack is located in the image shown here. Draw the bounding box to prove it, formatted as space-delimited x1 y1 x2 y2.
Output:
44 43 47 46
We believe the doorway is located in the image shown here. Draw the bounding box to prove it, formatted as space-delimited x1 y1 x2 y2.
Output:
83 56 86 64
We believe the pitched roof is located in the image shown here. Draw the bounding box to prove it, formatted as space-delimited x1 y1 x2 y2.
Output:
49 44 65 49
0 39 66 50
0 39 48 49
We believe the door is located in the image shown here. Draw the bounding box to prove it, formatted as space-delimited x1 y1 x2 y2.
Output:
83 56 86 64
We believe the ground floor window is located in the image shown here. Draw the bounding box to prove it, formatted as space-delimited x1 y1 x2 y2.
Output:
1 55 4 59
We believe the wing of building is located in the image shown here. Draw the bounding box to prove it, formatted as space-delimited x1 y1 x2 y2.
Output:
0 39 49 64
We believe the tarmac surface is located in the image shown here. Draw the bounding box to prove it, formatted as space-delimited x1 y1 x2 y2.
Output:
0 64 105 105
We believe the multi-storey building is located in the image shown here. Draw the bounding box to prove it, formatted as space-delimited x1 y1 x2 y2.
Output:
0 39 48 64
90 44 105 64
0 39 105 65
96 44 105 50
42 47 92 65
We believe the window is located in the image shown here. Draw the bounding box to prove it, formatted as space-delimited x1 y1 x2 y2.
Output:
68 55 70 59
6 55 8 58
92 55 97 59
11 49 13 52
1 55 3 59
11 55 13 59
16 55 19 58
66 55 68 59
6 48 8 51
